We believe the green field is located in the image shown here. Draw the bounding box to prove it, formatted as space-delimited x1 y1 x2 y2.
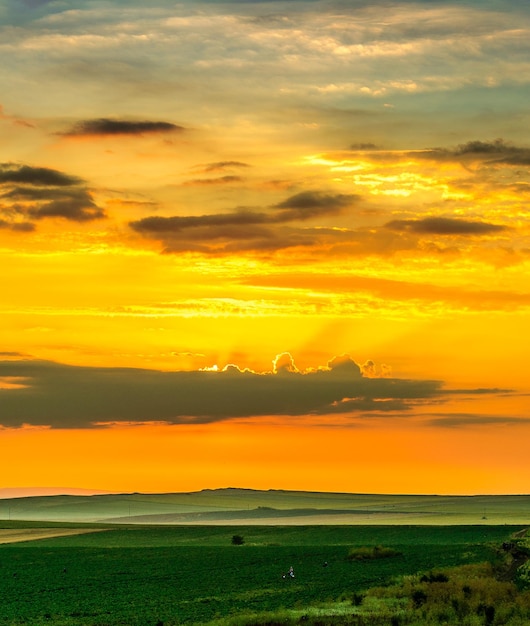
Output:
0 523 524 625
1 489 530 525
1 490 529 624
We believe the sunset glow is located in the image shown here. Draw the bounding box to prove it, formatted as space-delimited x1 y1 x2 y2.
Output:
1 0 530 495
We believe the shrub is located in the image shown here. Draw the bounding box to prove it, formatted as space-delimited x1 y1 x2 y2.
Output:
477 603 496 626
420 572 449 583
347 545 401 561
351 592 364 606
412 589 427 608
231 534 245 545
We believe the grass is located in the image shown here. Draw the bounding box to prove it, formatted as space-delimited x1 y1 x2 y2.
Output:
0 524 523 625
1 489 530 524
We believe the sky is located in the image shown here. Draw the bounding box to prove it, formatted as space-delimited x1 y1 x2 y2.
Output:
1 0 530 496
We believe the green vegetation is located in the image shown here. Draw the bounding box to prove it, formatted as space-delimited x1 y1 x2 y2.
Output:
214 562 530 626
231 534 245 545
1 489 530 524
0 524 527 625
353 560 530 626
505 532 530 587
347 545 402 561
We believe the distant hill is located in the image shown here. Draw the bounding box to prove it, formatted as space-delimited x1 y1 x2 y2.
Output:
0 488 529 525
0 487 115 499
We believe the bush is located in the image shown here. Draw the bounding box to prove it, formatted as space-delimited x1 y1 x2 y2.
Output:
420 572 449 583
351 592 364 606
231 534 245 545
347 545 402 561
412 589 428 608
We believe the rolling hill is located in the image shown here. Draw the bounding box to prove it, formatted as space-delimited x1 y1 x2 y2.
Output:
1 488 530 525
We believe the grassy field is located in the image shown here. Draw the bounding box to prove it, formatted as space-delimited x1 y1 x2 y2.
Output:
0 523 524 625
1 489 530 524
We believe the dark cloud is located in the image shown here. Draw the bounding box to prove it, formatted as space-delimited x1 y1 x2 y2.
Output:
416 139 530 166
130 190 359 252
455 140 530 165
131 210 271 235
427 414 527 428
10 221 36 232
349 143 381 150
219 227 319 253
456 140 512 156
61 118 184 137
0 163 81 186
183 176 243 186
274 191 358 218
385 217 506 236
0 355 455 429
0 163 105 225
444 387 512 396
28 195 105 222
201 161 251 172
3 186 61 200
493 154 530 166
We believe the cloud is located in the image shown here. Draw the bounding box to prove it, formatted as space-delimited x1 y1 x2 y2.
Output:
241 271 530 312
29 196 105 222
0 219 36 232
3 0 529 132
349 143 382 150
129 190 359 252
0 163 81 186
196 162 251 173
427 413 528 428
274 191 358 219
416 139 530 166
452 139 530 166
0 105 34 129
384 217 507 236
456 139 516 156
0 354 465 429
60 118 184 137
182 176 244 186
0 163 105 226
273 352 299 374
131 210 271 235
20 0 55 6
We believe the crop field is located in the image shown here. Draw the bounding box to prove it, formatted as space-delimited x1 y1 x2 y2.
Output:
0 528 105 545
2 489 530 525
0 523 523 625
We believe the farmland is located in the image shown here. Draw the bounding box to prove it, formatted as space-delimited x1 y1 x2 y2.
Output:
0 523 526 625
1 489 530 525
0 490 529 624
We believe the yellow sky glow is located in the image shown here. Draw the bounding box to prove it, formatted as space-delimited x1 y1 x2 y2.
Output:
1 0 530 495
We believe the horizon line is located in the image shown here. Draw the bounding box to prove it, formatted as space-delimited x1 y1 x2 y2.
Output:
1 486 529 500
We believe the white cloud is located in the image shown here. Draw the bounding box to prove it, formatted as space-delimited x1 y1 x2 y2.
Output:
3 1 530 113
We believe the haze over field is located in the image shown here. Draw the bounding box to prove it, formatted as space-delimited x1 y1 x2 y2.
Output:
1 489 530 526
1 0 530 495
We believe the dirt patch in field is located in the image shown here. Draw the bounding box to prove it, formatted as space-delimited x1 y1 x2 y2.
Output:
0 528 105 544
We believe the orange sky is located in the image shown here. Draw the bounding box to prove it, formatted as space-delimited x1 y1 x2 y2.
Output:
1 0 530 495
